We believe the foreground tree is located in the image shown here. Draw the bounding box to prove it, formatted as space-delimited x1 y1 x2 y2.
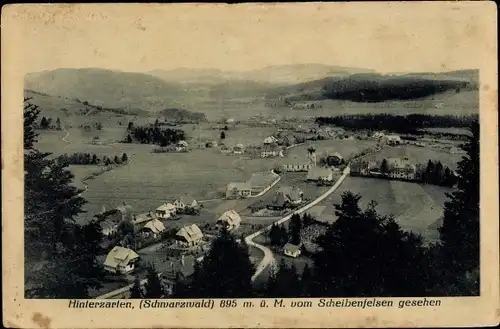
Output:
436 121 480 294
129 277 144 299
144 265 165 298
24 99 104 298
312 192 428 297
266 259 300 297
188 227 254 297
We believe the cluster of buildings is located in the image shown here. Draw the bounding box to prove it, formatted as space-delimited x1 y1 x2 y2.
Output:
267 186 304 211
351 157 418 181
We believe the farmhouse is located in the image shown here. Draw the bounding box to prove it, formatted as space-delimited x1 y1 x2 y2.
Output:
233 144 245 154
173 196 198 210
139 218 166 238
261 145 284 158
155 203 177 219
176 140 189 151
277 186 303 205
307 167 334 182
225 182 252 199
385 135 402 146
103 246 139 274
283 243 301 258
217 210 242 231
175 224 204 247
132 212 156 226
161 255 197 295
263 136 278 145
326 152 344 166
226 118 235 124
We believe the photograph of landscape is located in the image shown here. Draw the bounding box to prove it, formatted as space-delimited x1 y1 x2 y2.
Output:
21 7 480 301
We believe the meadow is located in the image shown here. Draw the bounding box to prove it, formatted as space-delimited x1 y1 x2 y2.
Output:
309 176 454 244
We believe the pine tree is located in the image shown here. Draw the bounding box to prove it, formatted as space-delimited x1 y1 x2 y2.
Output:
91 154 98 164
425 160 435 183
144 265 164 298
56 117 62 130
129 277 144 299
126 134 133 143
438 121 480 294
270 259 300 297
220 131 226 140
122 153 128 163
300 263 313 297
190 227 254 298
380 158 389 174
127 121 134 130
113 155 120 164
40 116 49 129
289 213 302 245
24 101 104 298
24 99 40 149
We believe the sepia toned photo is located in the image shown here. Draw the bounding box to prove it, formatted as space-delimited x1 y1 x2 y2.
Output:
2 2 499 328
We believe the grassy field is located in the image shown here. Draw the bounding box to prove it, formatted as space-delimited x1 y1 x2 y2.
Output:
361 145 463 170
310 176 453 244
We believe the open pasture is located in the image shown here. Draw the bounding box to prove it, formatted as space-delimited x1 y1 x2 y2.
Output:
313 176 453 244
187 124 277 148
362 145 463 170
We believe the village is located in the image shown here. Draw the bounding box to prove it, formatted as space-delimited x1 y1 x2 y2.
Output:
88 116 464 299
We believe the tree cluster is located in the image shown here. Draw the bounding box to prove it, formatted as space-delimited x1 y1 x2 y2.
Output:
269 213 317 248
321 75 473 103
39 116 62 130
315 114 478 134
126 124 186 146
57 152 129 166
420 160 458 187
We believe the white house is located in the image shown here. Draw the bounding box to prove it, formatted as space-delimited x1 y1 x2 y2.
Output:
385 135 402 146
306 167 334 182
283 243 301 258
155 203 177 219
261 145 284 158
103 246 140 274
263 136 278 145
173 196 198 210
217 210 242 231
225 182 252 199
176 140 189 152
233 144 245 154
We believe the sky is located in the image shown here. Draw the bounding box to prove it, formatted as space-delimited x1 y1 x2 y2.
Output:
3 2 496 74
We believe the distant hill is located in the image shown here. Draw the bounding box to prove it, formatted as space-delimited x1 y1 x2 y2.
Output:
149 64 375 85
24 68 192 112
264 70 479 104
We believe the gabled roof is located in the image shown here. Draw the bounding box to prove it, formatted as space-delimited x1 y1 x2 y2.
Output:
271 192 292 207
328 152 343 159
142 219 166 234
175 195 197 206
217 210 242 226
163 255 197 280
133 212 156 225
103 246 139 269
284 243 301 254
276 186 303 202
156 203 176 212
176 224 204 243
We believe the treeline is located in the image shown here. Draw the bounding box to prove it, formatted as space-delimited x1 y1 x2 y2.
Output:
56 152 129 166
321 75 473 102
125 123 186 146
39 116 62 130
419 160 457 187
315 114 478 134
161 108 207 124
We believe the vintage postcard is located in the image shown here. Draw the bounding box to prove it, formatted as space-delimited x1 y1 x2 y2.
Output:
2 2 499 328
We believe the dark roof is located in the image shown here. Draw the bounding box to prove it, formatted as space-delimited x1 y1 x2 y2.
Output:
270 192 291 207
162 255 196 280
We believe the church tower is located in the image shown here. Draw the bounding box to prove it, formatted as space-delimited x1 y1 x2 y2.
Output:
307 145 317 167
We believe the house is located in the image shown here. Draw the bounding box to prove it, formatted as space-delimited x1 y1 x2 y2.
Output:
175 224 204 247
226 118 235 124
283 243 301 258
263 136 278 145
267 192 292 210
225 182 252 199
306 167 334 182
103 246 140 274
326 152 344 166
176 140 189 151
220 145 232 154
139 218 166 238
205 140 218 148
261 145 284 158
155 203 177 219
100 218 119 237
161 255 197 295
372 131 385 139
385 135 402 146
173 196 198 210
132 212 156 226
233 144 245 154
386 157 417 180
276 186 303 205
217 210 242 231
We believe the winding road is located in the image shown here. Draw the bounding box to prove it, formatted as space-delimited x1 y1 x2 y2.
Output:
245 165 351 281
